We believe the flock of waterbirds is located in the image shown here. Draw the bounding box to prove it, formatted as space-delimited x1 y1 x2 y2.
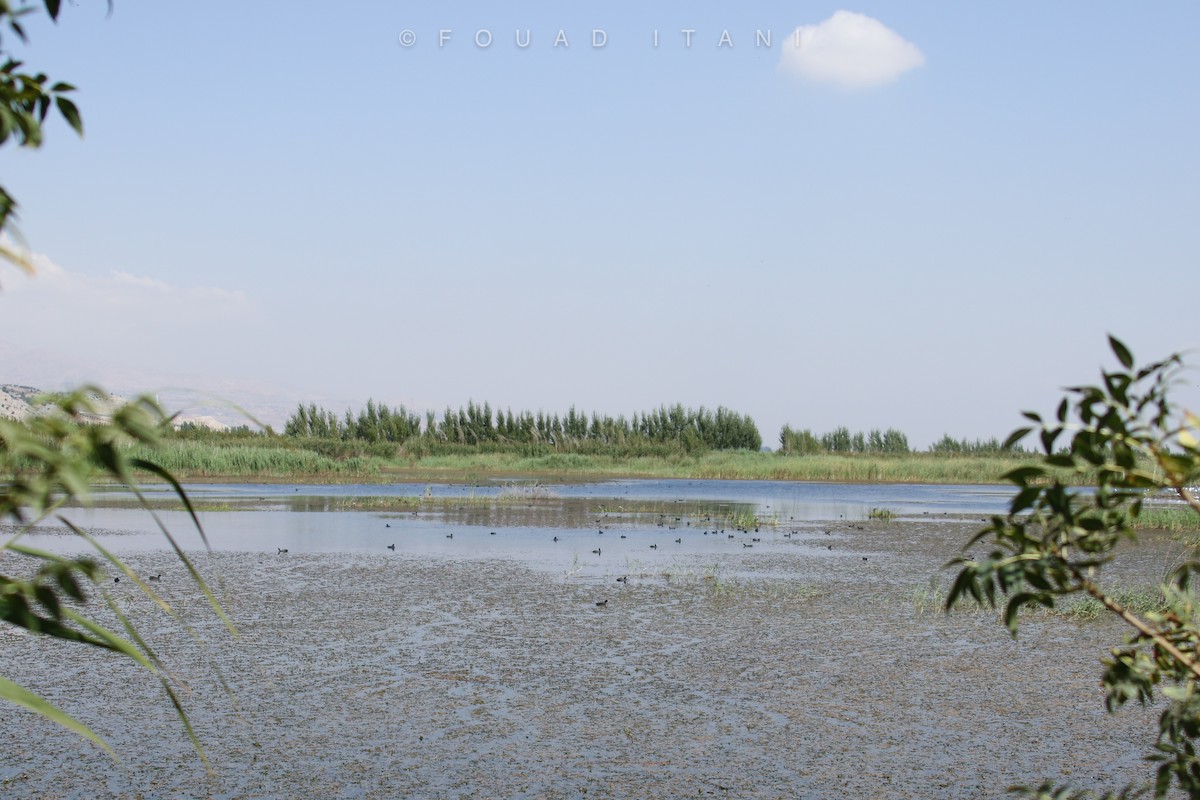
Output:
358 509 878 609
122 507 882 594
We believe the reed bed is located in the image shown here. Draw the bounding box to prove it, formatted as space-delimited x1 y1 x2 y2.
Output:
128 439 1081 486
127 441 384 478
1136 504 1200 533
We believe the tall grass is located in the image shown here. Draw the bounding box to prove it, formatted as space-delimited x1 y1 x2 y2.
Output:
1136 504 1200 533
131 438 1087 485
1056 587 1167 621
127 441 383 478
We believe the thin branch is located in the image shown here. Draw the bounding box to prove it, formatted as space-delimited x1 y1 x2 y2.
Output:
1179 486 1200 517
1072 569 1200 683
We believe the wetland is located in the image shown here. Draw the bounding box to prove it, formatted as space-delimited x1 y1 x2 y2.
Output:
0 480 1183 799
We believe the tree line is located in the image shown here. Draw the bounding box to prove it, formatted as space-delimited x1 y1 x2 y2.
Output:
282 400 1031 458
284 401 763 452
779 425 911 455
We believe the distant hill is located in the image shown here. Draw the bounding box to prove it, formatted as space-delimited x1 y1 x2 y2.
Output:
0 382 228 431
0 384 36 420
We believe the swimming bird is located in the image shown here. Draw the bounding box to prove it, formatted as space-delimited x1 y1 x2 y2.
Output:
553 536 560 542
595 599 608 607
649 544 658 550
387 543 395 550
446 533 453 539
386 523 390 528
490 531 496 535
616 576 628 583
674 538 682 544
592 548 602 555
148 574 161 581
743 543 753 548
113 577 120 583
278 548 289 554
620 535 626 539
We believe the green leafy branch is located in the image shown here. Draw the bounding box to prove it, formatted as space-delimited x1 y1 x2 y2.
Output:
0 0 90 267
946 336 1200 798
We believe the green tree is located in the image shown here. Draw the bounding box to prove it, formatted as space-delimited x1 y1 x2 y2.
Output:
948 336 1200 798
0 1 231 758
0 0 84 268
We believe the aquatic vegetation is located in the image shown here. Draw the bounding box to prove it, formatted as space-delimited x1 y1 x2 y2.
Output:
129 440 383 477
911 580 949 616
148 427 1063 485
1136 503 1200 534
1055 587 1168 622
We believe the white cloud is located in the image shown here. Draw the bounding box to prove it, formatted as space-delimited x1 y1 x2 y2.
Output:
780 11 925 89
0 244 250 320
0 243 254 381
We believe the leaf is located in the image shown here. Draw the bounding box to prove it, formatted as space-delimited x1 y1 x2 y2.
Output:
1180 425 1198 450
123 474 237 638
1010 486 1042 514
1003 466 1046 485
1040 427 1062 454
1003 428 1033 449
1004 593 1030 635
55 96 82 136
129 459 209 550
59 518 174 616
947 567 984 610
43 0 63 20
1109 335 1134 370
61 608 154 670
0 674 112 756
1005 592 1052 635
33 584 61 618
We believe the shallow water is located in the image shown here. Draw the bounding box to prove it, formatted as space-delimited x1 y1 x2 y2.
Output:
0 480 1174 798
23 478 1009 567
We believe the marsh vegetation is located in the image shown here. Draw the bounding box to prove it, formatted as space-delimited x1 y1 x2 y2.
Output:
124 397 1117 486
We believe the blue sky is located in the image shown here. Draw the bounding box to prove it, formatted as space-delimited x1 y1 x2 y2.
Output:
1 1 1197 447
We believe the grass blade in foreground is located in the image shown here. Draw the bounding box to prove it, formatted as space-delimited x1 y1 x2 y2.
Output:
1 388 235 760
0 674 112 756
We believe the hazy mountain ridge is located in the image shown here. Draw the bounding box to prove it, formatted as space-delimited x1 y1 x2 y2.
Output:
0 382 234 430
0 384 35 419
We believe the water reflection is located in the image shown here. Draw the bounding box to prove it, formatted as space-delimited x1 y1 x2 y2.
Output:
26 479 1012 566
